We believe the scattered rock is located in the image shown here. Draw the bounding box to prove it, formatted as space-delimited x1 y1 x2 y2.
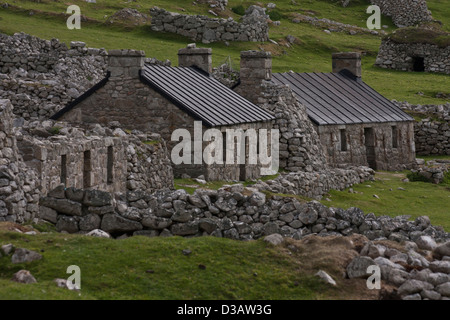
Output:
1 243 14 255
263 233 284 246
315 270 337 286
346 256 375 279
11 248 42 264
86 229 111 238
397 279 433 296
11 270 37 284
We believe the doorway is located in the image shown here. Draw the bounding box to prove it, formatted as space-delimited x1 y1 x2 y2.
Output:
412 57 425 72
364 128 376 170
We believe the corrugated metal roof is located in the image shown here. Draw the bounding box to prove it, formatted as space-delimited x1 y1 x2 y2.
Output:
272 70 413 125
141 64 275 127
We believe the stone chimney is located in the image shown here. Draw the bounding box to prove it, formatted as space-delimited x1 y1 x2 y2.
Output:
236 50 272 104
332 52 361 78
107 49 145 79
178 44 212 74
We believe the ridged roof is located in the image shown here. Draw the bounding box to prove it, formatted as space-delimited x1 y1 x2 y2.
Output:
272 70 413 125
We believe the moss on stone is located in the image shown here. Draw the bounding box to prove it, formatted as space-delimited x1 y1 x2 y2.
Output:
385 23 450 48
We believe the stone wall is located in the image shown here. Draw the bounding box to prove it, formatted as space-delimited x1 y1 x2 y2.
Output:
253 166 375 199
0 99 40 223
0 32 172 121
375 39 450 74
149 6 269 44
397 102 450 155
39 185 450 243
413 159 450 184
369 0 432 27
0 32 108 119
315 121 417 171
14 120 174 196
256 80 328 173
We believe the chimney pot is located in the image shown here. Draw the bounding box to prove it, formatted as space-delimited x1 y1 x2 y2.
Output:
332 52 361 78
107 49 145 78
178 45 212 74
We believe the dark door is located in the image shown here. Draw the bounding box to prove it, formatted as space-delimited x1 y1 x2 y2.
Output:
239 137 248 181
413 57 425 72
364 128 376 170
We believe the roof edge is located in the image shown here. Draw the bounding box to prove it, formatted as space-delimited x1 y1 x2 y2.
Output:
50 71 111 120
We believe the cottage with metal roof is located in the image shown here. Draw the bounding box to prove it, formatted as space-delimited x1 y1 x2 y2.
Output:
234 51 416 171
271 52 416 171
51 46 275 181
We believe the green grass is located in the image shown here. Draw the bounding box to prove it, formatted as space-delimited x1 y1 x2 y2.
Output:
0 230 334 300
417 154 450 164
0 0 449 105
321 171 450 232
385 23 450 48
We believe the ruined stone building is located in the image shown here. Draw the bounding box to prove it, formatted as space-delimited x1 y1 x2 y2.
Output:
271 52 416 171
51 47 275 181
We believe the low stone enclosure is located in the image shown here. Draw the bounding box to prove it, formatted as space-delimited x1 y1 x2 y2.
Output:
150 6 269 43
0 98 174 224
368 0 432 27
39 184 450 244
375 37 450 74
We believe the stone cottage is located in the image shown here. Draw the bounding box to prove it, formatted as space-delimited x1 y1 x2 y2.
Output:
51 46 275 181
270 52 416 171
375 38 450 74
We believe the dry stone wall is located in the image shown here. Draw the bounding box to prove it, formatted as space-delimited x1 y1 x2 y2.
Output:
257 80 328 173
0 32 108 119
369 0 432 27
375 39 450 74
397 102 450 155
0 99 40 223
0 32 171 120
39 184 450 244
150 6 269 43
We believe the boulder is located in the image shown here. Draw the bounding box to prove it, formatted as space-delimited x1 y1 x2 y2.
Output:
433 241 450 259
141 215 172 230
85 229 111 238
39 197 82 216
79 214 101 231
397 279 433 296
11 248 42 264
436 282 450 297
298 207 318 225
11 270 37 284
83 189 112 207
346 256 376 279
415 235 437 251
263 233 284 246
171 222 199 236
1 243 14 255
100 213 143 234
429 260 450 274
198 218 218 234
56 215 79 233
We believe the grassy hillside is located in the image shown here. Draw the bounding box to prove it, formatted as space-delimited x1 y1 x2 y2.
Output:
0 223 382 300
0 0 449 105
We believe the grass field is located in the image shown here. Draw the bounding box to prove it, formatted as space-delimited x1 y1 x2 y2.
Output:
0 0 449 105
320 171 450 232
0 224 379 300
